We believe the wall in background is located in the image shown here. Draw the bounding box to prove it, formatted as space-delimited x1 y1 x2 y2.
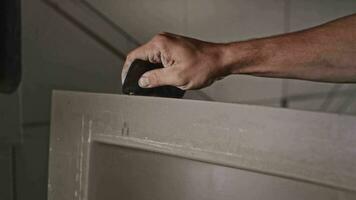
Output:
287 0 356 114
89 0 286 105
14 0 124 199
87 0 356 111
0 0 355 199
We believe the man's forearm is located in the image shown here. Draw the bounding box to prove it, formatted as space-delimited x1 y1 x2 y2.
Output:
222 14 356 83
122 14 356 90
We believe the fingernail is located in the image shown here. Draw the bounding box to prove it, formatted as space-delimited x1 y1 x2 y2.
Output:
121 73 127 84
139 77 150 88
121 68 128 84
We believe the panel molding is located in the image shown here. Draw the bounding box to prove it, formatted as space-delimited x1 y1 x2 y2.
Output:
48 91 356 200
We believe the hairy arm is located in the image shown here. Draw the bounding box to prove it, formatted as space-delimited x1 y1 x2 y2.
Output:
122 14 356 90
225 14 356 83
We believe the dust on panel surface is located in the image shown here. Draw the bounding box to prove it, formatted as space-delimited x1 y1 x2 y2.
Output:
88 142 350 200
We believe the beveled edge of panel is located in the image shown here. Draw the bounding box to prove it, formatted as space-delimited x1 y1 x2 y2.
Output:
48 90 356 200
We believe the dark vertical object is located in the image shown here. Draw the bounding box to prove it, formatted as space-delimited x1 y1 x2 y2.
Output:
0 0 21 93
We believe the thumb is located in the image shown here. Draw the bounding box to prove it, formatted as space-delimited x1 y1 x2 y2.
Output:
139 67 176 88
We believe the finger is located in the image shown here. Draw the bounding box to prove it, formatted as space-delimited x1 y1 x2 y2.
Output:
138 67 179 88
121 44 151 84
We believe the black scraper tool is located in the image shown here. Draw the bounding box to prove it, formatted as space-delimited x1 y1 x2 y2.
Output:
122 59 185 98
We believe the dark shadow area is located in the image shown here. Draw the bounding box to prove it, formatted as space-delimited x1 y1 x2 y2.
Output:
0 0 21 93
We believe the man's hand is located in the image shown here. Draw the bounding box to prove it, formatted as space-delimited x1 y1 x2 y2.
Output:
122 33 229 90
122 14 356 90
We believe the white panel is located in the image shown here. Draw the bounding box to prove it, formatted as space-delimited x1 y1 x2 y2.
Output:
49 91 356 200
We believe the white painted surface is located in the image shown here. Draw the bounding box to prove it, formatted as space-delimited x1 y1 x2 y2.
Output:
49 91 356 200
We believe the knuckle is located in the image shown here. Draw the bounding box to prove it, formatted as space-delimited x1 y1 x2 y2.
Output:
174 71 189 86
148 71 160 85
152 34 169 47
153 34 164 42
126 51 135 61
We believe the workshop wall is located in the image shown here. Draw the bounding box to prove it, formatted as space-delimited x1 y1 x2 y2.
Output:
0 0 354 200
87 0 356 111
